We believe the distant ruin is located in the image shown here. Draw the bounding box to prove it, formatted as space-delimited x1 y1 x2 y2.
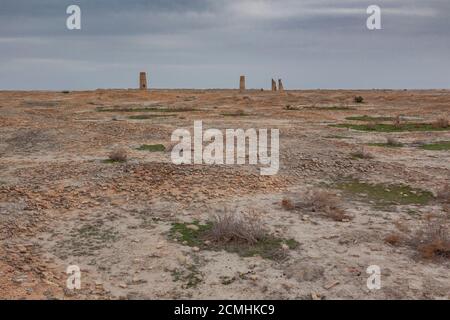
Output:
278 79 284 92
139 72 147 90
271 79 277 91
240 75 246 91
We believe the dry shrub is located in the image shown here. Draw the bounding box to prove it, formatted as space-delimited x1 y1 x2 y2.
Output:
393 115 403 129
394 220 410 233
208 209 267 245
366 121 377 130
433 118 449 129
386 136 401 146
437 184 450 204
306 190 350 222
351 148 373 160
409 215 449 260
108 148 127 162
281 198 295 211
443 204 450 214
384 233 403 246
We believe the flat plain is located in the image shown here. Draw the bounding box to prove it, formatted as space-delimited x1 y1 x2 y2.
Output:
0 89 449 299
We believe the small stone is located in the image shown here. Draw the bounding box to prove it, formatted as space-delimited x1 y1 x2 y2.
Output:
323 280 340 290
192 246 200 252
187 224 199 231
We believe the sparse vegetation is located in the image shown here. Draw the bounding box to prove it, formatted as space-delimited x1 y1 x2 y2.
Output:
368 136 404 148
136 144 166 152
350 148 374 159
128 114 176 120
433 118 449 129
409 215 449 260
168 210 299 260
97 106 197 113
333 123 450 132
105 148 127 163
384 233 403 246
221 109 249 117
207 210 267 245
282 190 350 222
305 105 354 111
346 115 394 122
281 198 295 210
335 179 434 207
420 141 450 151
305 190 350 222
437 185 450 204
354 96 364 104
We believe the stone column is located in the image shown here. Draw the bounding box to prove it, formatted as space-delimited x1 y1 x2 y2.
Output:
139 72 147 90
240 75 246 91
271 79 277 91
278 79 284 92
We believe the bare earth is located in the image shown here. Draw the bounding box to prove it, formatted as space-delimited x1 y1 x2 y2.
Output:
0 89 449 300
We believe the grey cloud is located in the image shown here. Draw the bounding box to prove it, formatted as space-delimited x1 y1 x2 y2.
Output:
0 0 449 90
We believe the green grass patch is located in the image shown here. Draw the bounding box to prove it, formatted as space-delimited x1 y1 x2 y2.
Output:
306 106 355 111
346 115 395 122
419 141 450 151
102 159 126 164
221 110 249 117
97 106 197 113
136 144 166 152
335 179 434 207
325 135 353 139
128 114 176 120
333 123 450 132
169 221 299 260
367 142 404 148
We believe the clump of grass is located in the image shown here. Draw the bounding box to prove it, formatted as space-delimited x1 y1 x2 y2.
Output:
351 148 374 160
420 141 450 151
207 210 267 245
97 106 197 113
282 190 350 222
285 105 300 111
169 210 299 260
346 115 394 122
354 96 364 104
368 136 404 148
221 109 249 117
281 198 295 210
128 114 176 120
305 105 354 111
105 148 127 163
136 144 166 152
305 190 350 222
433 118 449 129
335 179 434 207
409 215 449 260
393 115 403 129
437 185 450 204
384 233 403 246
333 123 450 132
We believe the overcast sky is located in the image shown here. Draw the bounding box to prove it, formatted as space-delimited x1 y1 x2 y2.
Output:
0 0 449 90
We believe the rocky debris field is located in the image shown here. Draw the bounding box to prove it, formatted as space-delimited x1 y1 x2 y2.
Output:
0 89 449 299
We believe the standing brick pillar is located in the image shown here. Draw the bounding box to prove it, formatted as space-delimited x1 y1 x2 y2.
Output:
239 75 246 91
271 79 277 91
139 72 148 90
278 79 284 92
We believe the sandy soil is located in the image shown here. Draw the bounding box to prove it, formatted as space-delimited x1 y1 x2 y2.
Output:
0 89 449 300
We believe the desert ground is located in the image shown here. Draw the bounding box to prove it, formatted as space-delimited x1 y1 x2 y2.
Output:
0 89 449 300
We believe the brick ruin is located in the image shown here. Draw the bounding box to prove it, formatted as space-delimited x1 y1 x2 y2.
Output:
139 72 147 90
